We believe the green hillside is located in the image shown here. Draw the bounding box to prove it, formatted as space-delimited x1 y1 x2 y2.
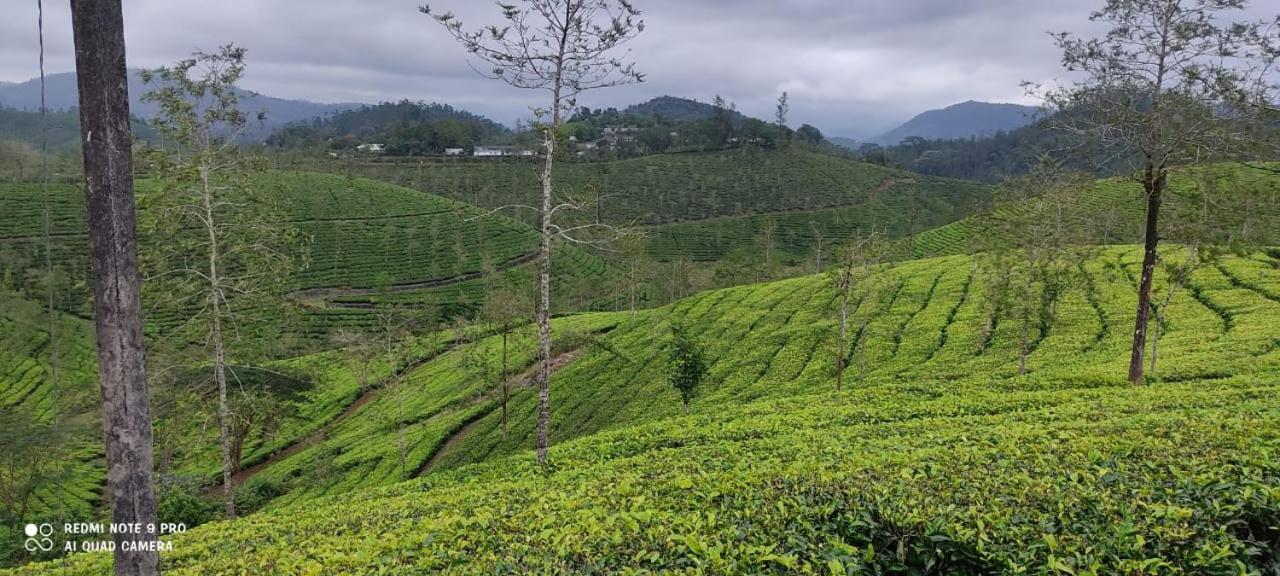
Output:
0 172 622 342
911 163 1280 258
13 245 1278 573
0 293 104 539
285 148 993 257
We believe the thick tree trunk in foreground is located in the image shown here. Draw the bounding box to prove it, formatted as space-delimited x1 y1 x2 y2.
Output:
70 1 161 573
1128 168 1165 385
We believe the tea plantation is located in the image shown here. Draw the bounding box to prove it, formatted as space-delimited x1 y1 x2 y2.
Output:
287 148 993 263
910 163 1280 258
0 293 104 539
0 172 621 342
9 245 1278 574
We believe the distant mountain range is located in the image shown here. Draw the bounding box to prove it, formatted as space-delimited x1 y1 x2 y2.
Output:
872 101 1041 145
0 70 357 140
1 71 1042 155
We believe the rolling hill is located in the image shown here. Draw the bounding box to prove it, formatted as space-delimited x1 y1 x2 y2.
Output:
7 244 1279 573
285 148 994 265
622 96 747 123
873 100 1040 145
0 172 623 343
910 163 1280 258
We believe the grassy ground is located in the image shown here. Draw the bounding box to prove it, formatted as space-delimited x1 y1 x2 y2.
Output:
10 246 1276 573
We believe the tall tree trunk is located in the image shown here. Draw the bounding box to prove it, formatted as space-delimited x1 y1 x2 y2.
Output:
1128 168 1165 385
70 1 160 572
202 166 236 521
837 286 848 392
858 314 869 383
1150 286 1176 377
501 328 509 439
629 262 637 317
1020 272 1032 375
212 316 233 519
535 125 555 466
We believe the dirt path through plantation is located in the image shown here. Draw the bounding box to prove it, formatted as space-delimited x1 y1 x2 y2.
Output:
415 348 584 477
203 342 460 497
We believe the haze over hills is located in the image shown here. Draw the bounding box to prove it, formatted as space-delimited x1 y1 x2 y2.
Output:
1 71 1038 153
872 100 1040 145
0 70 357 139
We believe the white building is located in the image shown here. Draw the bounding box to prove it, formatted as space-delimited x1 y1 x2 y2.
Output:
356 143 386 153
474 146 536 157
444 148 465 156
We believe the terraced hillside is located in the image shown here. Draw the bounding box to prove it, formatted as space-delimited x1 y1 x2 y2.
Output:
0 289 510 567
911 162 1280 258
287 148 993 263
0 293 104 543
0 172 622 342
16 246 1276 573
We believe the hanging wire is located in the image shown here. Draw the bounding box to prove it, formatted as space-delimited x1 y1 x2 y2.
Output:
36 0 68 565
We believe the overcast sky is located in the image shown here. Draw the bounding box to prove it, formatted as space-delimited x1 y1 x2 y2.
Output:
0 1 1273 138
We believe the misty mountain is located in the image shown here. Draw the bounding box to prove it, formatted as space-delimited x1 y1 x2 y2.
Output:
0 70 357 140
0 106 156 151
874 100 1040 145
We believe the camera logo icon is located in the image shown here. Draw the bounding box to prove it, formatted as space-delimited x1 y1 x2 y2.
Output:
23 523 54 552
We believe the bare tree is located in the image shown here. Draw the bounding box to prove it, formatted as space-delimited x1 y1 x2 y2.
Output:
832 231 890 390
810 221 824 274
614 234 650 316
775 91 790 128
980 161 1091 374
775 91 791 147
425 0 644 465
484 282 533 438
372 304 419 477
331 329 379 395
138 46 306 519
1041 0 1280 384
69 0 160 572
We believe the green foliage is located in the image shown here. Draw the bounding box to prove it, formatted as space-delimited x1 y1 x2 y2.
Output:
5 245 1280 573
912 163 1280 259
287 147 991 232
265 100 508 154
156 484 217 528
0 170 623 346
666 324 706 410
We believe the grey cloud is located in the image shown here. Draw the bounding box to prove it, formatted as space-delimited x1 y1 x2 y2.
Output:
2 0 1276 139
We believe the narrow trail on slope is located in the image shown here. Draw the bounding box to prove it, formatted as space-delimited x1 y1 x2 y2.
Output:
415 348 584 477
292 250 539 301
210 340 463 494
